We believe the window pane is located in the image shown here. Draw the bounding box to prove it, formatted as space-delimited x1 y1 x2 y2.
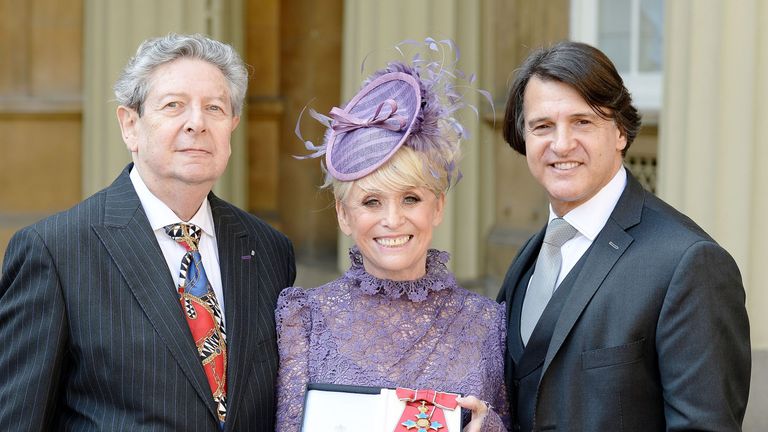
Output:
639 0 664 72
598 0 631 72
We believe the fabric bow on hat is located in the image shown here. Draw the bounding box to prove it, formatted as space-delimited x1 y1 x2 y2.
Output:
322 71 421 181
330 99 408 134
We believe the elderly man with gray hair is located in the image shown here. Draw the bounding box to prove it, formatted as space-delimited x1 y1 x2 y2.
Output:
0 33 295 431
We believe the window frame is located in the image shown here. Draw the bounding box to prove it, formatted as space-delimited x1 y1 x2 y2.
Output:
569 0 663 117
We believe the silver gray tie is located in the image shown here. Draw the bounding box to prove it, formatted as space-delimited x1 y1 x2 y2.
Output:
520 218 578 345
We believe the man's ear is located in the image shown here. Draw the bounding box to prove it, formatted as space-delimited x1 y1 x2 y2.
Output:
117 106 139 151
335 200 352 236
615 125 628 152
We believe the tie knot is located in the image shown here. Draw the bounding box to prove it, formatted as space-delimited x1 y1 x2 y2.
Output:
544 218 578 248
164 223 202 251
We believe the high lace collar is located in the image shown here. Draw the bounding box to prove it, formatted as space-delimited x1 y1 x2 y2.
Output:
343 246 458 302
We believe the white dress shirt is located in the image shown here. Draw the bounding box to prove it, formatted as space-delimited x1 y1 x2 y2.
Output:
129 167 226 323
549 166 627 288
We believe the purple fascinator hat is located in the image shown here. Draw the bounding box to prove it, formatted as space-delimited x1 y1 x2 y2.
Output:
296 38 492 187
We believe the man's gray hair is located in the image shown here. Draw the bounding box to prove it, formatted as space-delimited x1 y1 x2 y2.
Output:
114 33 248 116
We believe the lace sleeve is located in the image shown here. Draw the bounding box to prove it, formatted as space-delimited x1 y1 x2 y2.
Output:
482 302 510 432
481 409 507 432
275 287 313 432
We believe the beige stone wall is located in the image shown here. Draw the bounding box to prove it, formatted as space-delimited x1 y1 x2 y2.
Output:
274 0 342 257
0 0 83 261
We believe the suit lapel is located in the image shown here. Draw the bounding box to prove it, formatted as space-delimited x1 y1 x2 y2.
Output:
501 230 544 365
541 171 645 376
541 221 633 374
208 195 261 428
91 166 217 420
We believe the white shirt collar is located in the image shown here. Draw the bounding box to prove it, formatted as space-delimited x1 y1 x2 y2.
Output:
129 166 215 236
549 165 627 241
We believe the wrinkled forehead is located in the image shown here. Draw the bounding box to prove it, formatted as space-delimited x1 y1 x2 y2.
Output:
146 58 231 99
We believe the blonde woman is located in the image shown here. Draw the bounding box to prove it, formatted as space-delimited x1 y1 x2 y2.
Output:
275 41 508 432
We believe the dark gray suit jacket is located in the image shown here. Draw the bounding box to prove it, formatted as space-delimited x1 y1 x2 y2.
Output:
498 172 751 431
0 165 296 431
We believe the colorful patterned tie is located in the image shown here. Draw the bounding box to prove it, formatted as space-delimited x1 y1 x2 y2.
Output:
165 223 227 425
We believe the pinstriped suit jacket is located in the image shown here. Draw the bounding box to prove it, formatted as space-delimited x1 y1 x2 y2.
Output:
0 165 296 431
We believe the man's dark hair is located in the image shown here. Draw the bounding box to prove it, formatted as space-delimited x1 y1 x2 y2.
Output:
503 41 641 156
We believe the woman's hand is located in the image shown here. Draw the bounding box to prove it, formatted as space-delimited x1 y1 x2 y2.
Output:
455 395 489 432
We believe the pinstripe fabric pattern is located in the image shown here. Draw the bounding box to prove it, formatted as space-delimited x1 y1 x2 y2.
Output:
0 165 296 431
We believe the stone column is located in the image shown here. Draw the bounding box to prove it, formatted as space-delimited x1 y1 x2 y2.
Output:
83 0 245 206
659 0 767 348
339 0 488 281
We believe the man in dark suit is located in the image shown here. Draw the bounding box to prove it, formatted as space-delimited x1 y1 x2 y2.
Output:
497 41 750 431
0 34 295 430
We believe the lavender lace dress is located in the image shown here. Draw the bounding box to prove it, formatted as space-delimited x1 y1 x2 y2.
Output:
275 247 509 431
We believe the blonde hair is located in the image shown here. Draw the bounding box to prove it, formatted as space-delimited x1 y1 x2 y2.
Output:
331 138 460 203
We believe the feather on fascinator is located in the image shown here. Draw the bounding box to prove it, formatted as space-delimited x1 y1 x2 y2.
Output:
295 38 493 188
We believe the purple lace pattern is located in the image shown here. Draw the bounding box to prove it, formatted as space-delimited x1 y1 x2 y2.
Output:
275 248 509 431
348 247 457 302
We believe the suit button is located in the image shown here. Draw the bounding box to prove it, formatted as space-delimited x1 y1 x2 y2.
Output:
512 379 520 388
